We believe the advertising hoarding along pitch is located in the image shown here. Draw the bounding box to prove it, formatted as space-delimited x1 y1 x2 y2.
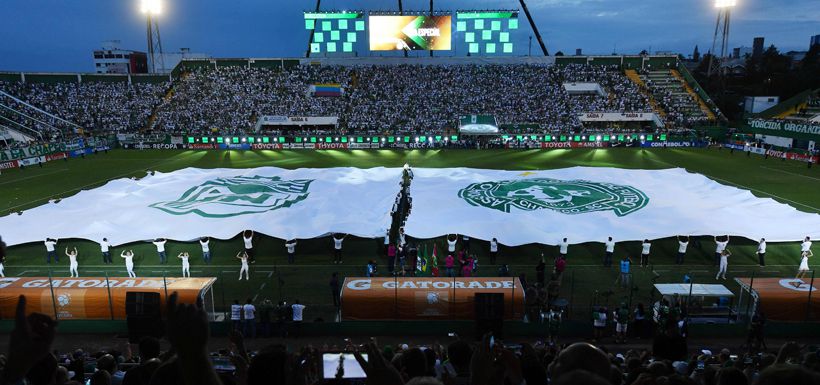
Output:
369 15 452 51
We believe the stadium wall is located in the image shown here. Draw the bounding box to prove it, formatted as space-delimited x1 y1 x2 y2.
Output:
0 72 169 84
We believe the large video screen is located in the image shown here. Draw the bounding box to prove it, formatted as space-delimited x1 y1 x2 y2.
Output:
369 15 452 51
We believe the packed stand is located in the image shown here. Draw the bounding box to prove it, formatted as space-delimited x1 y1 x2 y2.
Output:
0 80 168 134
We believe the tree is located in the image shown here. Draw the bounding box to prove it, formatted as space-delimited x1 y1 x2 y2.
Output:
554 51 564 56
693 45 701 62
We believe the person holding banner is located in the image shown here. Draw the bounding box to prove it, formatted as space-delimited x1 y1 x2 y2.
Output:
676 236 689 265
446 234 458 253
178 252 191 278
490 238 499 264
121 250 136 278
285 239 297 264
559 238 569 259
100 238 112 264
640 239 651 267
332 233 347 264
796 250 813 280
757 238 767 267
716 249 731 280
237 251 250 280
243 230 255 264
152 238 167 264
65 247 79 278
199 237 211 264
714 235 730 266
604 237 615 267
44 238 58 264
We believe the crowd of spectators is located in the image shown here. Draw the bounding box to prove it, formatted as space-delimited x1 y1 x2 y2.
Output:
2 63 711 141
2 292 820 385
0 80 168 133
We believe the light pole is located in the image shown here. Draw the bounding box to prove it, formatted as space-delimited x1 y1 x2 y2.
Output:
707 0 736 78
141 0 165 73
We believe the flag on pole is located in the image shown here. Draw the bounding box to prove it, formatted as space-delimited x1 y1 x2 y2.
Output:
430 244 440 277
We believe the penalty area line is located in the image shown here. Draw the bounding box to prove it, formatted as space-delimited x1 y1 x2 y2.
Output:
760 166 820 182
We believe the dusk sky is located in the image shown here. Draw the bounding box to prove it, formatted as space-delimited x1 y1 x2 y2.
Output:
0 0 817 72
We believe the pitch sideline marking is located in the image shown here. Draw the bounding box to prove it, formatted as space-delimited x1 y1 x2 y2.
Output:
760 166 820 182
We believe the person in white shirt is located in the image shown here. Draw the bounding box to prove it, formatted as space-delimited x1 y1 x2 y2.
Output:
796 250 813 279
0 238 5 277
177 252 191 277
446 234 458 253
559 238 569 259
676 236 689 265
152 238 167 264
383 228 390 256
490 238 499 264
237 251 250 280
640 239 651 267
332 233 347 264
243 298 257 338
714 235 730 266
398 227 407 247
199 237 211 264
121 250 136 278
291 300 306 338
44 238 58 264
757 238 767 267
230 300 242 332
243 230 255 263
801 236 812 253
100 238 112 264
604 237 615 267
285 239 298 264
716 249 731 280
65 247 79 278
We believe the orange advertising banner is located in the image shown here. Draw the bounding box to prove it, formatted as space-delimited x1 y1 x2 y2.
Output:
737 278 820 321
0 277 216 320
341 277 525 320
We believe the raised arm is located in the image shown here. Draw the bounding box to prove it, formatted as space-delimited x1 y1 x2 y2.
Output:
178 252 185 259
73 247 77 255
65 247 70 256
121 251 127 258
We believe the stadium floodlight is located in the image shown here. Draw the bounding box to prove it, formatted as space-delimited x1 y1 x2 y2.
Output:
335 137 339 142
140 0 162 14
241 137 247 143
640 135 646 140
596 135 602 141
714 0 736 8
581 135 587 140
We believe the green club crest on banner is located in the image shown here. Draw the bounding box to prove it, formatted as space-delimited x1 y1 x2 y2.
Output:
151 175 314 218
458 178 649 217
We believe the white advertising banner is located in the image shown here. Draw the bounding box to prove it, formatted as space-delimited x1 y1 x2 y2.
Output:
403 167 820 246
0 167 400 246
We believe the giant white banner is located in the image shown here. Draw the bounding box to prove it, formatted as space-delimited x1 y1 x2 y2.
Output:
0 167 400 246
404 167 820 246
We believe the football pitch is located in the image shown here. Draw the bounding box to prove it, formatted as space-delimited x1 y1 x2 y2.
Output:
1 148 818 322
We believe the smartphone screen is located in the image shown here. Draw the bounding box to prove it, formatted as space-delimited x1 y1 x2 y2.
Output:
211 357 236 372
323 353 367 379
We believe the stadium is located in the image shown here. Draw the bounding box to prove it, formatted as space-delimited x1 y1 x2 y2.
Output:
1 1 820 384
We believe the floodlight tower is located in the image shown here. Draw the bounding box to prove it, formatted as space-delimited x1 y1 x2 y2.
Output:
141 0 165 73
707 0 735 77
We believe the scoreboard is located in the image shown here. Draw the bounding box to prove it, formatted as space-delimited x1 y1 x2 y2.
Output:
305 10 519 55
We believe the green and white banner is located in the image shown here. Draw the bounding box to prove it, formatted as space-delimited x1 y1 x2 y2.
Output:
0 167 399 246
404 167 820 245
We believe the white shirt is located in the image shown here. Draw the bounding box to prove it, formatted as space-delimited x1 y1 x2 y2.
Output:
447 239 456 252
758 241 766 254
45 240 57 252
715 241 728 253
286 242 297 254
641 242 651 255
605 240 615 253
801 241 812 252
231 304 242 320
399 233 406 246
384 231 390 245
180 255 190 266
334 238 343 250
243 236 253 249
490 240 498 252
69 254 78 265
243 304 256 320
463 236 470 241
123 254 134 265
292 304 306 321
678 241 689 253
559 241 568 254
240 257 248 266
100 241 111 253
153 240 166 252
200 240 210 253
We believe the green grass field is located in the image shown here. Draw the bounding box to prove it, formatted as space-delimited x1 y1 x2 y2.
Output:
1 148 819 322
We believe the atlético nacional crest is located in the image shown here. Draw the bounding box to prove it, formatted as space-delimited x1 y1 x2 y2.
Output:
151 175 313 218
458 178 649 217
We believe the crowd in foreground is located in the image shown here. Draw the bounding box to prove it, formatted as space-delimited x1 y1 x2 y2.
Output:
2 293 820 385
